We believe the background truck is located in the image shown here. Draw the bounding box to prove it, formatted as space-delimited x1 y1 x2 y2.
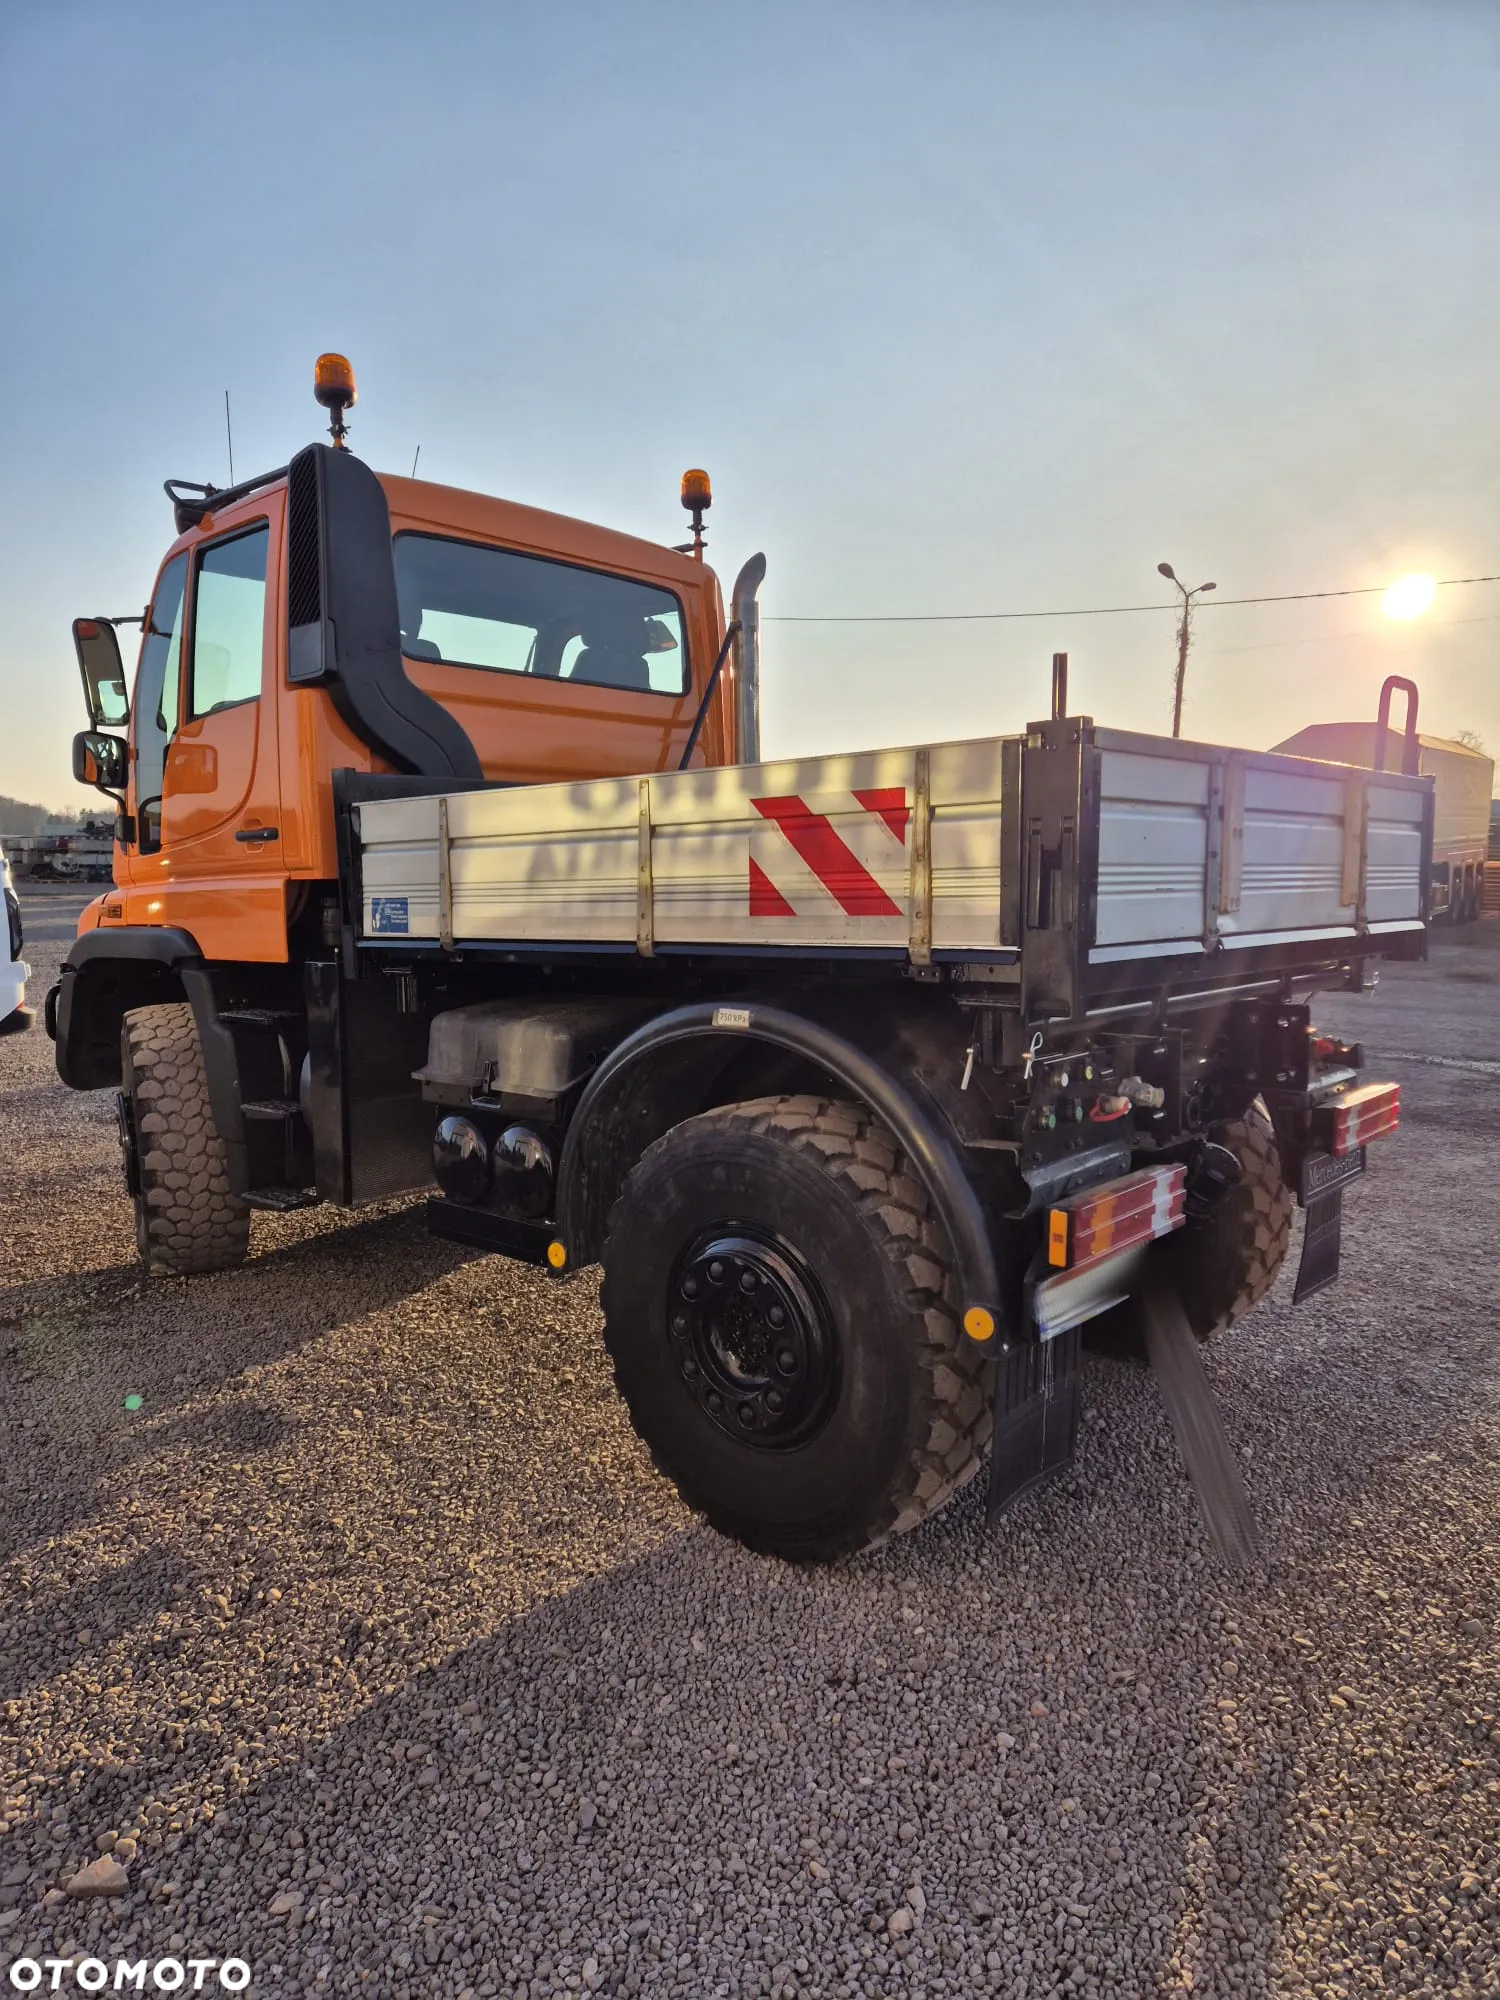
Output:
2 841 31 1035
50 357 1425 1560
1272 717 1493 924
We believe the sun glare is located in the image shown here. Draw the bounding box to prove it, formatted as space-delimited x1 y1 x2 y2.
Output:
1381 573 1437 621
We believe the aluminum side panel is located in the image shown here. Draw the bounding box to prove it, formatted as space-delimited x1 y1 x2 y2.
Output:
1366 782 1426 923
1217 766 1349 938
1094 749 1209 946
355 738 1007 950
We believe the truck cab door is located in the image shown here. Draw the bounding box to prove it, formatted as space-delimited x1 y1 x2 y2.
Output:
155 506 288 959
127 551 189 861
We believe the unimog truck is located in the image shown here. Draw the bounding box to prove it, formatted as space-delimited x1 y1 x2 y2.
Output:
51 357 1425 1560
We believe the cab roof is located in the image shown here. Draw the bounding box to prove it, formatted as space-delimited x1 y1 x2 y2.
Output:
380 471 717 596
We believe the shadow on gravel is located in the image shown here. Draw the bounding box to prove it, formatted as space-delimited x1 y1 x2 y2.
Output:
87 1497 1269 1998
0 1206 478 1371
2 1542 192 1702
0 1207 484 1560
10 1318 1495 1995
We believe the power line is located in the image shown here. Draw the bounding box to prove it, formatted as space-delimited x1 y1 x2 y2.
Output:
1209 574 1500 608
771 600 1171 624
766 573 1500 625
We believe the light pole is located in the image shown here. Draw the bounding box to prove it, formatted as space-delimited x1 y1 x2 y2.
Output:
1158 562 1216 738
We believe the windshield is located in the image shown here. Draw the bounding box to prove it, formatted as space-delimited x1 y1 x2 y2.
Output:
133 552 188 852
393 533 688 696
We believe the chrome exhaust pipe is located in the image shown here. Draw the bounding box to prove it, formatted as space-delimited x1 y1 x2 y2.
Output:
730 553 767 765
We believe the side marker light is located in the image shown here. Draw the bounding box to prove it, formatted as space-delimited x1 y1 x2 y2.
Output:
1047 1209 1070 1268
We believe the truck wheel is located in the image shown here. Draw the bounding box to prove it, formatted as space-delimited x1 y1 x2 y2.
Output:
1172 1100 1293 1336
599 1095 993 1560
120 1003 250 1276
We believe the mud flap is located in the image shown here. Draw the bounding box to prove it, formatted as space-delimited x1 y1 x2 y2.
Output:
987 1327 1081 1522
1140 1280 1260 1569
1292 1187 1344 1304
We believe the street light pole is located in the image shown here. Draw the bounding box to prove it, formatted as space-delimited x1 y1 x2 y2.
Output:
1157 563 1217 738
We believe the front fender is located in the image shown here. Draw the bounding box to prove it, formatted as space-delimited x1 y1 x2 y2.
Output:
51 929 247 1190
53 927 204 1089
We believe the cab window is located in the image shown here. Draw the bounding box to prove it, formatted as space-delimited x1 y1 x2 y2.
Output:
133 552 188 852
189 525 269 717
394 533 688 696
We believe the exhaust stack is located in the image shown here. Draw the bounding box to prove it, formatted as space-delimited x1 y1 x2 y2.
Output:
731 553 768 764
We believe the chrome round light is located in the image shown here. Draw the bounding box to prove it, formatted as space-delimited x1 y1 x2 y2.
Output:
433 1116 490 1204
493 1125 554 1217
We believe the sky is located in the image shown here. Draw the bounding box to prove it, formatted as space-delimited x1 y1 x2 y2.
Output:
1 0 1496 810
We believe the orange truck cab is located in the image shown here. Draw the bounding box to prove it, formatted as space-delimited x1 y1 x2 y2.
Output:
68 439 754 967
55 359 765 1213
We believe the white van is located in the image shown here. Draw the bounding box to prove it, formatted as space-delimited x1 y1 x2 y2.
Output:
2 843 31 1034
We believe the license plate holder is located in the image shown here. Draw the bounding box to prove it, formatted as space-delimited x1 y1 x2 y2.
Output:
1300 1146 1366 1205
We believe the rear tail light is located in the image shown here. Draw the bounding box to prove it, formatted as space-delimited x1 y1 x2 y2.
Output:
1327 1081 1400 1156
1047 1163 1187 1272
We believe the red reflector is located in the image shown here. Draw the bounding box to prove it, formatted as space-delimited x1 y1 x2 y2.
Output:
1329 1081 1400 1156
1048 1163 1187 1272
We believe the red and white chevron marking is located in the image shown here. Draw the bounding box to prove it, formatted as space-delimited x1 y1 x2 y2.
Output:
748 788 909 919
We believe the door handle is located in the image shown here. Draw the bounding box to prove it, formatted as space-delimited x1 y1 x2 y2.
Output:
234 826 280 844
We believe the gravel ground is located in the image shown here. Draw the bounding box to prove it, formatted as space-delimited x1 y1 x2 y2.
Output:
2 887 1497 2000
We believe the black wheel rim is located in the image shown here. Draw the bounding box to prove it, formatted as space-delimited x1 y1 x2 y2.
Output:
667 1227 840 1450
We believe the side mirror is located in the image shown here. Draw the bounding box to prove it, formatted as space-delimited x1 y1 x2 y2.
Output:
72 617 129 728
72 730 128 793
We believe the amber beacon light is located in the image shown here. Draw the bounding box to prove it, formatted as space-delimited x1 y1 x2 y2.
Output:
313 353 357 447
679 468 711 558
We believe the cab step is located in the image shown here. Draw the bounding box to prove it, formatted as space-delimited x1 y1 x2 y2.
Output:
245 1187 321 1212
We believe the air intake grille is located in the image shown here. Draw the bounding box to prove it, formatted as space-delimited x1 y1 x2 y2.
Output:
286 449 322 630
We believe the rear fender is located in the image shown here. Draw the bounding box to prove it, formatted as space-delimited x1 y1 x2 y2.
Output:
552 999 1005 1341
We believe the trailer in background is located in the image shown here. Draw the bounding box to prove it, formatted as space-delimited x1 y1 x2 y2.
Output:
5 825 115 883
1272 720 1493 924
1 843 31 1034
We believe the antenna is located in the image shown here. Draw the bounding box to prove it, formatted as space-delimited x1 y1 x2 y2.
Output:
224 391 235 485
411 444 421 478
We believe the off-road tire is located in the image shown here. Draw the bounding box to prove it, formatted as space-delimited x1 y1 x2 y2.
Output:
1172 1100 1293 1337
600 1094 994 1560
120 1003 250 1276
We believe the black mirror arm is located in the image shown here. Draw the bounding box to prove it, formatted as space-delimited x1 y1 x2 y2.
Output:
676 621 741 772
102 791 133 846
81 762 132 846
